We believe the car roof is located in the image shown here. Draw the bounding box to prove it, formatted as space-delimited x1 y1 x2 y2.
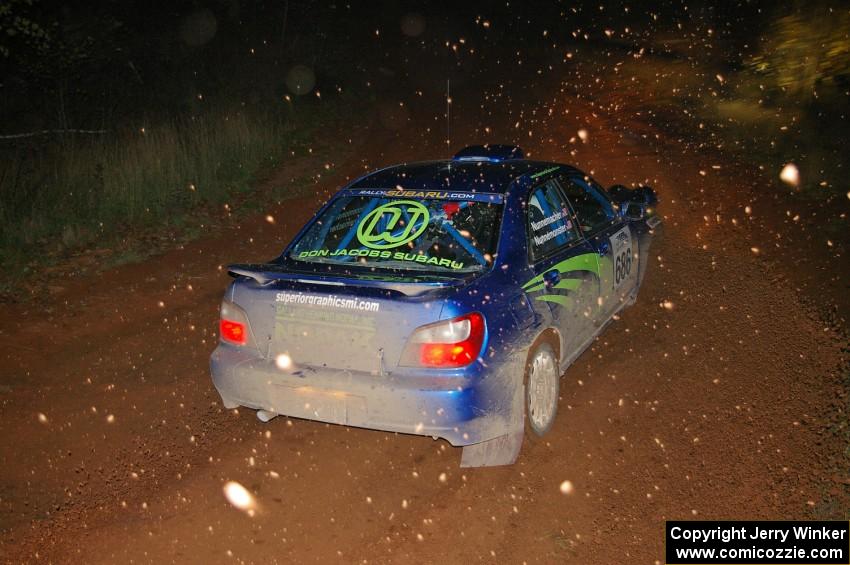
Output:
347 160 581 194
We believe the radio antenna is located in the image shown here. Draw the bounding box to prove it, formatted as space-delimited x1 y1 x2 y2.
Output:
446 79 452 152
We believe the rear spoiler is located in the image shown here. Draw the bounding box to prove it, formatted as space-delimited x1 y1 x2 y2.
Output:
227 263 471 297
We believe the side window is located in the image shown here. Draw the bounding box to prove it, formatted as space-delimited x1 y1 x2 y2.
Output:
559 176 615 234
526 179 580 260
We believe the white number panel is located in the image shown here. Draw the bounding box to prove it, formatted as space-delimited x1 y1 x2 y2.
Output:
610 226 636 291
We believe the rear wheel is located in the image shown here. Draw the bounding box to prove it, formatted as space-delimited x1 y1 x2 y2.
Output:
524 341 560 436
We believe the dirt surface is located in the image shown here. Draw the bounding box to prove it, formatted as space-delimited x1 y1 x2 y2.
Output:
1 50 847 564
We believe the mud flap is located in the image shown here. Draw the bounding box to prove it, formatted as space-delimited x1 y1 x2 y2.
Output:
460 429 524 467
460 347 527 467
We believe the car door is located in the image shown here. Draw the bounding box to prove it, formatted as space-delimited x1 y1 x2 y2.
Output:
558 174 637 320
521 178 602 363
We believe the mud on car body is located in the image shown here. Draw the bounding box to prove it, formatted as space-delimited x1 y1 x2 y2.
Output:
210 144 660 467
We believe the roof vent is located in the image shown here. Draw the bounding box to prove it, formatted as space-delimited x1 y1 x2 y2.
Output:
452 144 524 162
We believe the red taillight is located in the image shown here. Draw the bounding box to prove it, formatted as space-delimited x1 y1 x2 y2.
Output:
220 319 247 345
219 299 251 346
400 313 485 368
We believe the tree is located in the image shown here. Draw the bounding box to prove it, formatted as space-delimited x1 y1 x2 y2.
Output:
747 8 850 102
0 0 50 59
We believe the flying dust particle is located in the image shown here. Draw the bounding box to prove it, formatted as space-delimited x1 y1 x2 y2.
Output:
779 163 799 187
223 481 256 515
275 353 292 370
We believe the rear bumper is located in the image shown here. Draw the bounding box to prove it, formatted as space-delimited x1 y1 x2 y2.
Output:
210 344 518 446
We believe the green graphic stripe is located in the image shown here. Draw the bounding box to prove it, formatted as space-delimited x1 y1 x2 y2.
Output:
530 166 560 179
553 278 583 291
524 277 583 294
535 295 574 308
522 253 600 291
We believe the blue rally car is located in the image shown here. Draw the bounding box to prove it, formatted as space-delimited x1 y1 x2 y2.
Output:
210 145 660 466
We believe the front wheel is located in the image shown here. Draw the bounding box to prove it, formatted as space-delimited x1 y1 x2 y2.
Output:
524 341 560 436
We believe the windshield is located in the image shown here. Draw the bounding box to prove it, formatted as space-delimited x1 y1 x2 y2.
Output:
289 189 504 273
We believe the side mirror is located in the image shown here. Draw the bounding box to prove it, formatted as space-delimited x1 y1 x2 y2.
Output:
609 184 657 221
609 184 657 204
624 202 645 220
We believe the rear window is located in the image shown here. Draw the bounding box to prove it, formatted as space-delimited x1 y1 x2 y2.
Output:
289 189 504 273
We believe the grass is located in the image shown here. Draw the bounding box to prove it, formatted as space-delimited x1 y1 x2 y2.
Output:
0 96 352 285
1 112 279 256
